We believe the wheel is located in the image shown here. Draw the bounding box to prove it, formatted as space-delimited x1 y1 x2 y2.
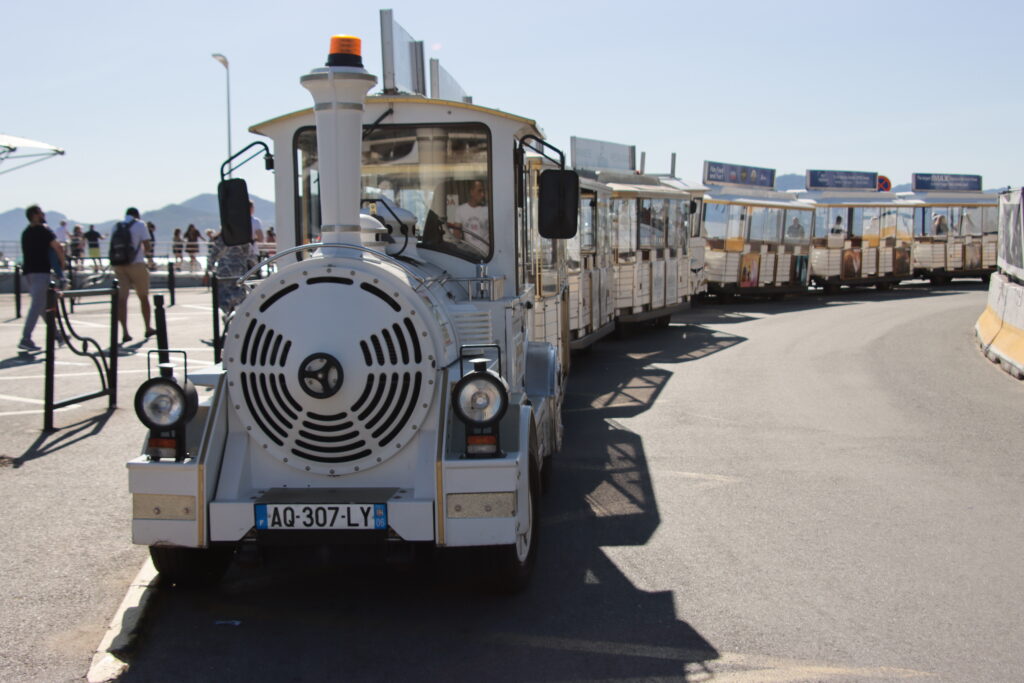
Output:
823 282 839 295
981 272 991 284
480 460 540 593
150 544 235 588
654 314 671 328
876 282 894 292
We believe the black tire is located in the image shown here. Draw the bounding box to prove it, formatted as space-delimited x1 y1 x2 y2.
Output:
150 544 235 588
654 314 671 328
480 460 540 594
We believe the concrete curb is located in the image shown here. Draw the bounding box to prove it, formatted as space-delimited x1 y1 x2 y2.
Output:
86 559 159 683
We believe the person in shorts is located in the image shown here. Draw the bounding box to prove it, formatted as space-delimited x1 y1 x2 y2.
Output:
112 207 155 343
84 224 103 271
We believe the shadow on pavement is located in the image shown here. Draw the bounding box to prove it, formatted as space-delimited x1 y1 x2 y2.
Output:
11 410 115 468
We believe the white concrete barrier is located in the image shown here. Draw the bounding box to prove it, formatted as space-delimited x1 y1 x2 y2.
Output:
976 271 1024 379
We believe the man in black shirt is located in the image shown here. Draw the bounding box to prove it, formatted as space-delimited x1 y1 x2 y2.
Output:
19 205 65 351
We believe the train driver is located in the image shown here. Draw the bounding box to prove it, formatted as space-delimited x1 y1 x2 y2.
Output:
447 179 490 256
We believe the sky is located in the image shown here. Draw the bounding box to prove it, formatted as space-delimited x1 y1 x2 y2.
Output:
2 0 1022 224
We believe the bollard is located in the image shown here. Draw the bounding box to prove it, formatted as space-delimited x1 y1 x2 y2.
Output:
14 265 22 319
212 276 222 364
167 262 176 307
154 295 171 378
108 281 118 409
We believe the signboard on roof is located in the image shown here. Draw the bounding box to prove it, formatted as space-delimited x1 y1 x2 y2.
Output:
703 161 775 188
570 136 636 172
380 9 426 95
429 58 470 103
912 173 983 192
806 169 878 191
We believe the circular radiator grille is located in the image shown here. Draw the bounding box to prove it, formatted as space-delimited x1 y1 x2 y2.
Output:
223 261 437 475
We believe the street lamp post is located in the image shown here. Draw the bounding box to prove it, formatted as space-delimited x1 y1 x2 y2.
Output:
211 53 231 176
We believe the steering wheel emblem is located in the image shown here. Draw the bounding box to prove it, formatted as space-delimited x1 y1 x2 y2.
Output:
298 353 344 399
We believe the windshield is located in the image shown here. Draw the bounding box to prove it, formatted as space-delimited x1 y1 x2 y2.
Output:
294 123 492 262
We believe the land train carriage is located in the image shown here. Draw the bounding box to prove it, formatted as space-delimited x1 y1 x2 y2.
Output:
897 187 998 283
602 171 703 327
796 190 914 291
127 36 579 591
701 177 816 296
565 174 615 349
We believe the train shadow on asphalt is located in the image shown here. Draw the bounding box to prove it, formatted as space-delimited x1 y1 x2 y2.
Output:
117 326 742 681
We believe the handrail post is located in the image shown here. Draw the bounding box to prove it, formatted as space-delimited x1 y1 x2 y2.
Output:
43 283 57 432
108 281 118 409
14 265 22 318
154 294 171 379
167 261 176 307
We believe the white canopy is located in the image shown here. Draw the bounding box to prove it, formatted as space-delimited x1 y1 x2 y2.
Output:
0 133 65 176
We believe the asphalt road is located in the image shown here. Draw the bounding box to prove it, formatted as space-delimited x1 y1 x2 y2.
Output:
0 286 217 683
3 282 1022 682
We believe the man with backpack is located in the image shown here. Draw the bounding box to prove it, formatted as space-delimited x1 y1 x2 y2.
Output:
110 207 155 343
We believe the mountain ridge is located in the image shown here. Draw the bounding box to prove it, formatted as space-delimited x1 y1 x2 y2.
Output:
0 194 275 243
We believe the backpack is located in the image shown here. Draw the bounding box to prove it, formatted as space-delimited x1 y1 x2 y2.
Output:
109 221 138 266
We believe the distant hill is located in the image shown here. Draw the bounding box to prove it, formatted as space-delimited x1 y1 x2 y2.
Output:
0 194 274 243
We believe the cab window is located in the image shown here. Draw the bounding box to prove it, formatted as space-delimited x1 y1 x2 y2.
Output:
293 123 493 262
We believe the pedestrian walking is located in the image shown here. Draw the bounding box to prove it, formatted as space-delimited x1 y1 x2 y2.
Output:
19 205 65 352
184 224 202 272
70 225 84 268
84 224 104 272
172 228 184 269
111 207 156 343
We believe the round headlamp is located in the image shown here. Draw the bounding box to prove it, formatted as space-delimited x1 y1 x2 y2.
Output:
134 377 198 430
453 371 508 426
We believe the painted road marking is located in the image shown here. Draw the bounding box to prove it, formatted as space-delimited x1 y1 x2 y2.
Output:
0 406 81 416
0 392 47 404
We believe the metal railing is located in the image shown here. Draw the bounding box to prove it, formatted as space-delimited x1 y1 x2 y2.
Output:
42 281 119 431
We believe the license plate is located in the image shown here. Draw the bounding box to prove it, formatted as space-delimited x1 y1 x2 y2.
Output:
254 503 387 530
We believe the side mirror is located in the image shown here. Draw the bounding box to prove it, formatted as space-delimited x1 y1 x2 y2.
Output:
218 178 253 247
538 170 579 240
689 199 698 215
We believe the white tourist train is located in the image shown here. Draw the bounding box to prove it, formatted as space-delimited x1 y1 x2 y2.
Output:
127 29 578 591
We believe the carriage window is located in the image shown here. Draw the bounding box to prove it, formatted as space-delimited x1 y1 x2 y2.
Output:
703 202 729 239
783 210 809 243
960 207 984 236
638 198 667 249
578 192 596 251
982 206 998 234
749 207 781 243
861 207 881 241
928 208 952 236
294 124 492 262
612 199 636 251
821 207 849 237
667 200 685 249
897 207 914 242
